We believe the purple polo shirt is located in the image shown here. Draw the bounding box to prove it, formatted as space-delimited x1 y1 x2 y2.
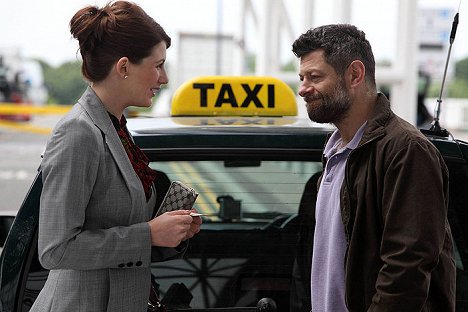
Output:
311 122 367 312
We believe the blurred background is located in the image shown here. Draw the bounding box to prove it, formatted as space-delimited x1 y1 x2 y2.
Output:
1 0 468 211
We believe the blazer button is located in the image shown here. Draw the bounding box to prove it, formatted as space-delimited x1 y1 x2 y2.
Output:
136 261 143 266
118 263 125 268
126 262 134 267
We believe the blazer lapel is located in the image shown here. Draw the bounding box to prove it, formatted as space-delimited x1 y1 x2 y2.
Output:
77 87 146 211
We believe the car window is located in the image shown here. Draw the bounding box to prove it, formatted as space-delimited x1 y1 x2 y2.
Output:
444 158 468 310
152 160 321 221
150 159 322 309
0 173 45 312
20 233 49 312
0 215 16 250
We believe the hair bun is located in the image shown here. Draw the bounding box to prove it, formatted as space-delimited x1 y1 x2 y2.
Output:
70 6 112 55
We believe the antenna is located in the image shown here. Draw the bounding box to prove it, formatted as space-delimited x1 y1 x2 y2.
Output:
421 5 460 137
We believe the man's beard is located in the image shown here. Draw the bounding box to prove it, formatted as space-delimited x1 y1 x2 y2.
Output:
305 80 351 124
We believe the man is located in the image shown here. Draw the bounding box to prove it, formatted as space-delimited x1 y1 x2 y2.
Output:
292 24 456 311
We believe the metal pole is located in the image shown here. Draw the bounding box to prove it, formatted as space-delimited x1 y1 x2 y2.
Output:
216 0 223 75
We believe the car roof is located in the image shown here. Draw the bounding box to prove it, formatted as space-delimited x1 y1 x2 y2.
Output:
127 116 333 153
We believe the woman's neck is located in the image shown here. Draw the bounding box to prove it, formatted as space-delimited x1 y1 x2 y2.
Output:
91 81 126 119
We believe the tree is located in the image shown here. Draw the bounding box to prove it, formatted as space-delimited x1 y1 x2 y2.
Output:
455 56 468 81
427 56 468 98
38 59 87 105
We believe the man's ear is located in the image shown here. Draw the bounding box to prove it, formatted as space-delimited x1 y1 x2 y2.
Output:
115 57 129 79
347 60 366 88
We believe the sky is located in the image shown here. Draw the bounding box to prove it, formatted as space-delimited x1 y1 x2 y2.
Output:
0 0 466 69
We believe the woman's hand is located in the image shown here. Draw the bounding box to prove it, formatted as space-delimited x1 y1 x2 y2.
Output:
148 210 202 247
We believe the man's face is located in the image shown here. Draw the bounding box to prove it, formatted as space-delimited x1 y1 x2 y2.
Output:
298 50 351 124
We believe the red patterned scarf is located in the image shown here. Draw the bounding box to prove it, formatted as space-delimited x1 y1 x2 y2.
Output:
110 114 156 201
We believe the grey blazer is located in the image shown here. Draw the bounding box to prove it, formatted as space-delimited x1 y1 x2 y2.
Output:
31 87 181 312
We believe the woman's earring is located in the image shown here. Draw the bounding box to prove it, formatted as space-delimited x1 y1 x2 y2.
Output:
124 75 128 79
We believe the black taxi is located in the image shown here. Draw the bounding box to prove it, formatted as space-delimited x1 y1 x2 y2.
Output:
1 76 468 311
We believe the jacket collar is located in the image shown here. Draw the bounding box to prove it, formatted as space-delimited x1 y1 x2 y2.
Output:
77 87 147 209
359 92 394 146
77 86 114 135
322 93 392 164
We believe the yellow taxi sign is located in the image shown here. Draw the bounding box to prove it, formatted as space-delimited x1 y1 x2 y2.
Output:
171 76 297 116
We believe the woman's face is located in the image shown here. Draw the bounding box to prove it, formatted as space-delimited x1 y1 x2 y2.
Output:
126 41 169 108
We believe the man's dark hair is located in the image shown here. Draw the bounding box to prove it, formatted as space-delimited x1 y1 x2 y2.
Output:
292 24 376 87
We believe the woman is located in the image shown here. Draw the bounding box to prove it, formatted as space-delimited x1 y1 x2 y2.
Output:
30 2 201 311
